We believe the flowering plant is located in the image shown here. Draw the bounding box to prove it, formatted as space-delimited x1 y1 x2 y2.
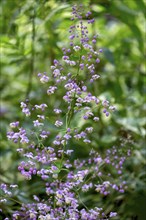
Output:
1 4 131 220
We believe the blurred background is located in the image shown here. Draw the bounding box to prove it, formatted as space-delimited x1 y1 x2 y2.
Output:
0 0 145 219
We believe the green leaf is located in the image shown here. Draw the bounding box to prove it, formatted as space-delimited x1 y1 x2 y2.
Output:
103 48 115 65
110 1 144 53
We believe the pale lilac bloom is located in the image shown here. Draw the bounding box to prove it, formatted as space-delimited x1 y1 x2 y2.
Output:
55 120 63 127
73 45 81 51
20 102 26 108
22 108 31 116
86 127 93 133
53 69 61 77
33 120 44 127
10 121 19 128
60 76 67 81
40 75 49 83
109 212 117 217
37 115 45 120
83 139 91 143
69 61 76 66
35 104 47 110
102 100 109 107
47 86 57 95
54 108 62 114
93 117 99 121
92 74 100 80
64 134 72 140
109 105 116 111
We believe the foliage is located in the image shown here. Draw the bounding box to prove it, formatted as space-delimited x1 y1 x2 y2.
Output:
0 0 145 219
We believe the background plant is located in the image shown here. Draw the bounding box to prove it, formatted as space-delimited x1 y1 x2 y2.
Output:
0 0 145 220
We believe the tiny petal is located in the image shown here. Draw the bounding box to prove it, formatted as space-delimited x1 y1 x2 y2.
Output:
55 120 63 127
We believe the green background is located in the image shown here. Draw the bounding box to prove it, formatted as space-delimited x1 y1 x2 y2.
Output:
0 0 145 219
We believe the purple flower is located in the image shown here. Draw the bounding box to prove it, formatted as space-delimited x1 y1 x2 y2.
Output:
109 212 117 218
35 103 47 111
81 55 86 60
83 139 91 143
106 112 109 117
64 134 72 140
73 45 81 51
55 120 63 127
40 75 49 83
69 61 76 66
33 120 43 127
62 55 69 60
54 108 62 114
53 69 61 77
37 115 45 120
86 127 93 133
54 59 59 65
6 5 130 220
80 63 84 70
93 117 99 122
96 58 100 63
92 39 96 44
102 100 109 107
69 34 75 40
10 121 19 128
92 74 100 80
47 86 57 95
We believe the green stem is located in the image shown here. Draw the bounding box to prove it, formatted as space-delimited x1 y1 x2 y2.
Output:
66 93 76 128
76 191 89 211
34 131 44 148
59 142 66 170
2 196 22 205
26 6 36 99
66 47 83 128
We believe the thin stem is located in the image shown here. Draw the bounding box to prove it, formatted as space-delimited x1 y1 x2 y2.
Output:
2 196 22 205
76 191 89 211
59 142 66 170
66 45 82 128
66 92 76 128
26 6 36 99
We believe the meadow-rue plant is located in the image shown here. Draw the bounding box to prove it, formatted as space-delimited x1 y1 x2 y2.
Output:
1 4 132 220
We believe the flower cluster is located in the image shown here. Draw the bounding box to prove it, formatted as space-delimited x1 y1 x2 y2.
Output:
3 4 132 220
0 184 18 203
